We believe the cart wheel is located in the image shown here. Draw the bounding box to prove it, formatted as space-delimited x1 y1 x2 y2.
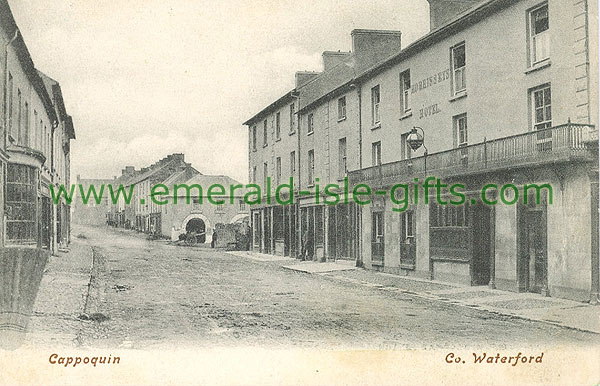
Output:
185 234 197 245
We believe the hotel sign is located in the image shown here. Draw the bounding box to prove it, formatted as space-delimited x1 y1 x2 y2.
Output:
412 69 450 94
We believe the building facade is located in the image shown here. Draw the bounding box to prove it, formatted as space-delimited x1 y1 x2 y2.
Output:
0 0 75 344
244 0 599 303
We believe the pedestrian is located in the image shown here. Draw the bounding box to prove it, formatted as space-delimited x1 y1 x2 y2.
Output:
302 230 313 261
211 229 218 248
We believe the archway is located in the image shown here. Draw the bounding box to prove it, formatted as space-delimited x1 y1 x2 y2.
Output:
181 213 212 244
186 218 206 243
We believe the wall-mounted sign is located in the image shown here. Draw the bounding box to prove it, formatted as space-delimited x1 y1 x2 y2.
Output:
412 69 450 94
419 104 441 119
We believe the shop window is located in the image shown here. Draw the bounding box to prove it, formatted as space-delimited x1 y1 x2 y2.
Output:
6 164 37 245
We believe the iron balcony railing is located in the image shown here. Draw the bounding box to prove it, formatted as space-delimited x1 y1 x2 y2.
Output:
349 123 597 188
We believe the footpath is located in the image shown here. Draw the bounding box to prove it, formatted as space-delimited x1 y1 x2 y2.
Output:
22 234 95 348
230 251 600 335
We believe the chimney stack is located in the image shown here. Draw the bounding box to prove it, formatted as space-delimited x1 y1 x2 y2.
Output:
295 71 320 88
322 51 352 71
426 0 483 30
351 29 402 59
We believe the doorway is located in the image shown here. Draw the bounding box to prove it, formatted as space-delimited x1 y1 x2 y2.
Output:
371 211 384 265
471 203 491 286
518 205 547 294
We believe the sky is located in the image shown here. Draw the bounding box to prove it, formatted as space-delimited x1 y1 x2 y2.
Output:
8 0 429 183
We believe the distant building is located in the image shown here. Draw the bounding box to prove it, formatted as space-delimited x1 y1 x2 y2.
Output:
72 176 112 226
161 174 250 243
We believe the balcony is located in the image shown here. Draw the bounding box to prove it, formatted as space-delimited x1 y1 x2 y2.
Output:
349 123 597 188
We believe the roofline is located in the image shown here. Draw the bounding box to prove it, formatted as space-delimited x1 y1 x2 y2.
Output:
243 89 297 126
298 0 509 114
0 1 58 125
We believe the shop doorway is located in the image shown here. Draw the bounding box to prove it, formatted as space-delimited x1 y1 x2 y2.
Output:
518 205 547 294
471 203 491 286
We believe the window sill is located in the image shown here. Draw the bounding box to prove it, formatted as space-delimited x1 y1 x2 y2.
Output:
450 91 467 102
525 60 551 74
399 111 412 121
289 130 296 136
275 137 281 142
371 123 381 131
263 144 268 148
307 131 314 136
337 116 346 123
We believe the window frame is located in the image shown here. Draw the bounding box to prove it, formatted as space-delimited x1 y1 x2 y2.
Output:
371 85 381 126
372 141 382 166
275 156 282 186
307 113 314 135
453 113 468 148
529 3 550 66
399 70 411 115
451 42 466 96
290 151 296 176
307 149 315 186
338 96 347 121
263 119 268 147
275 112 281 140
289 103 296 133
338 137 347 179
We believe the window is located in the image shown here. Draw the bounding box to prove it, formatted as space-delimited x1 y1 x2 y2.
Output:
338 96 346 120
532 85 551 130
371 85 380 125
23 101 29 147
453 114 468 147
252 166 257 184
338 137 347 178
430 203 468 228
6 164 37 245
8 73 13 138
263 119 268 146
263 162 268 190
239 199 246 211
33 110 38 149
451 43 466 95
400 70 411 114
307 149 315 186
532 84 552 150
275 112 281 140
216 204 224 213
402 210 415 239
530 4 549 64
275 157 281 186
251 126 257 151
289 103 295 133
372 141 382 166
307 113 314 134
290 151 296 176
17 89 22 143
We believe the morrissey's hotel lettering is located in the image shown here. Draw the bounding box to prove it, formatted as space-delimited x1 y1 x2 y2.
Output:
244 0 598 304
412 69 450 94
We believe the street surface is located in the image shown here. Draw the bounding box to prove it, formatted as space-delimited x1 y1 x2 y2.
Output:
27 226 600 350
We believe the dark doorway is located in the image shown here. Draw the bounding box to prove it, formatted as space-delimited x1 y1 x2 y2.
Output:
263 209 271 254
400 210 416 270
371 211 384 265
186 218 206 243
471 204 491 285
518 205 547 294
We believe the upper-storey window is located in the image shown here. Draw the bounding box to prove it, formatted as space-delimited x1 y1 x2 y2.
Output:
371 85 380 126
307 113 314 135
289 103 296 133
399 70 411 114
17 89 22 143
251 125 257 151
338 137 347 179
263 119 268 147
453 113 468 148
532 84 551 131
529 3 549 65
275 156 281 186
307 149 315 186
8 73 13 139
23 102 29 147
338 96 346 120
275 112 281 140
451 43 466 95
372 141 382 166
